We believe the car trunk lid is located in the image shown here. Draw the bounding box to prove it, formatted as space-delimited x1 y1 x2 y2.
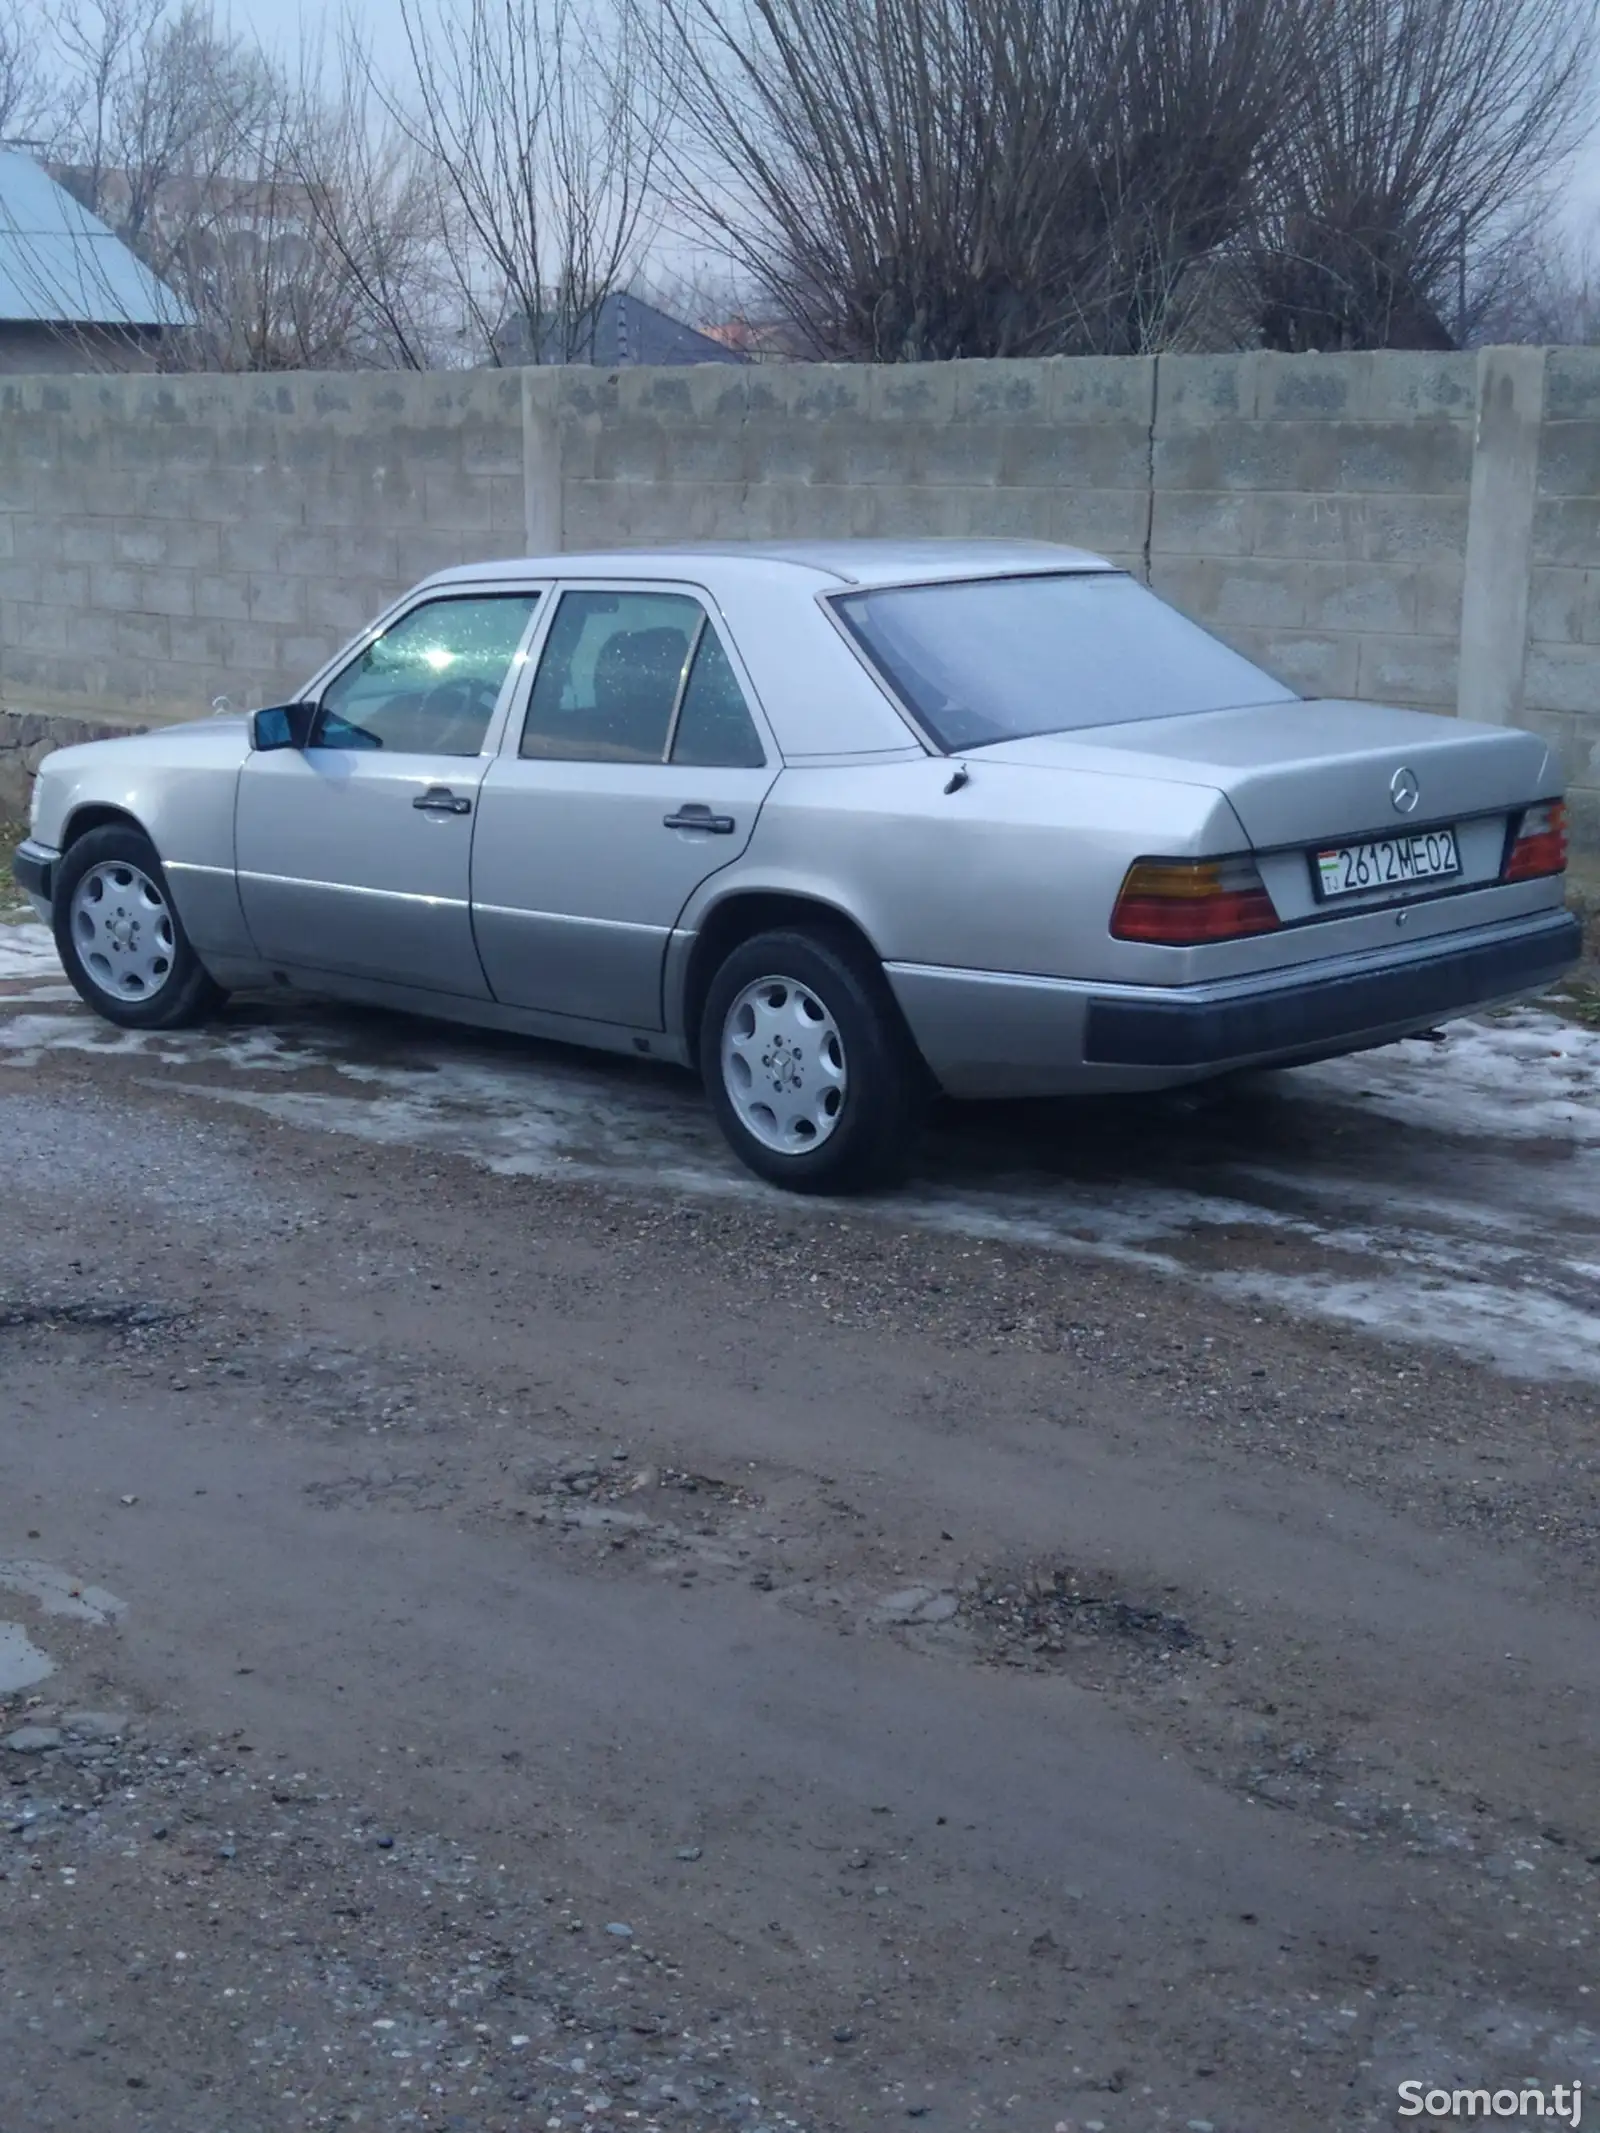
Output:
975 699 1554 849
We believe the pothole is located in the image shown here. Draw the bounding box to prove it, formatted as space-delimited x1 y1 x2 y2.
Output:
959 1566 1209 1675
0 1295 178 1333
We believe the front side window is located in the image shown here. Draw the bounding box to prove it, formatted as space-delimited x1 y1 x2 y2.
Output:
520 590 766 767
314 594 540 757
833 572 1297 752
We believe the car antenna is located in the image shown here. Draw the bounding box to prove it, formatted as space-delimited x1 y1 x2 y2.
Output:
943 764 970 795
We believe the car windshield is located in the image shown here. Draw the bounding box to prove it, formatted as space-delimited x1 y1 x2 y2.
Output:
832 570 1297 752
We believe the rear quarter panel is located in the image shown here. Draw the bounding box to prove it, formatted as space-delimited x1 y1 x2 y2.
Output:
681 758 1244 986
681 755 1572 999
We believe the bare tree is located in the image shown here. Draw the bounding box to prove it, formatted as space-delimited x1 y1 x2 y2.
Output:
644 0 1309 361
1472 214 1600 342
45 0 270 253
0 0 48 138
377 0 673 364
165 79 426 370
277 26 463 371
16 0 454 369
1246 0 1599 352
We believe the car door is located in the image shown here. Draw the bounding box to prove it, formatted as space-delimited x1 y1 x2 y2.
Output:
235 588 543 999
472 584 780 1028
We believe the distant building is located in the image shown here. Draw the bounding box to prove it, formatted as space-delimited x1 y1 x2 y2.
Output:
492 289 747 368
0 151 190 372
700 316 804 361
49 164 328 286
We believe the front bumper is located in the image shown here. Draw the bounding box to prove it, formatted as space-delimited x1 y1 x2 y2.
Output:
887 908 1583 1097
11 839 56 922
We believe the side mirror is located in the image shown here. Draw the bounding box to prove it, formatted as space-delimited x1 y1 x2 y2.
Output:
250 702 318 752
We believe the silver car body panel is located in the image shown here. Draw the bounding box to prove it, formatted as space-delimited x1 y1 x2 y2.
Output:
979 699 1554 848
673 755 1250 983
22 538 1578 1100
231 586 547 998
886 894 1574 1096
28 714 257 962
470 577 781 1029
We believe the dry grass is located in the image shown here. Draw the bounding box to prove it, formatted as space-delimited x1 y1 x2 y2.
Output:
0 817 29 923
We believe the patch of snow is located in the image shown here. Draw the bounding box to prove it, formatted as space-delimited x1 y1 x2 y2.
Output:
161 1068 1308 1271
1215 1269 1600 1383
159 1080 772 1203
1295 1014 1600 1144
0 1013 166 1063
4 985 1597 1382
0 923 61 981
0 1011 326 1073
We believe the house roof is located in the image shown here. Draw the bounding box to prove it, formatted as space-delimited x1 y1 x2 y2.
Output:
0 152 190 329
498 289 747 367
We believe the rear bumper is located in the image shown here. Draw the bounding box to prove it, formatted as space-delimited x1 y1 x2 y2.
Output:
1083 909 1582 1067
11 839 56 922
886 908 1583 1097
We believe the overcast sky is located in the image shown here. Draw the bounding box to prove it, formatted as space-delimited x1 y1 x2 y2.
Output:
21 0 1600 238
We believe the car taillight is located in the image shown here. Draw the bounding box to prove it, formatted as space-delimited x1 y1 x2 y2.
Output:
1111 856 1281 944
1502 800 1567 882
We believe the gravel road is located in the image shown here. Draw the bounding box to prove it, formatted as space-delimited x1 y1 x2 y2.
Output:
1 925 1596 2133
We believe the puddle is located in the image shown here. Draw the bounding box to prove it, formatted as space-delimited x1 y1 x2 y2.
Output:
0 1560 127 1624
0 1620 55 1693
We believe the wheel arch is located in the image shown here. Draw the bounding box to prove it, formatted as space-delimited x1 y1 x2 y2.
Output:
60 802 154 852
675 888 909 1075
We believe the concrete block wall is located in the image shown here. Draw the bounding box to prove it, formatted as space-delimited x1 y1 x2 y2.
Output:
1149 351 1475 713
557 357 1157 566
1 348 1597 841
1528 350 1600 846
0 369 526 721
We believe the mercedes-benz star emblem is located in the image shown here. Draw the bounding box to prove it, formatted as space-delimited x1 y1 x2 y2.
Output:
1390 766 1420 815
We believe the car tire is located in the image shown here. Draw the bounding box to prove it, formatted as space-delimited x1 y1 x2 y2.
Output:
700 927 926 1193
53 824 227 1031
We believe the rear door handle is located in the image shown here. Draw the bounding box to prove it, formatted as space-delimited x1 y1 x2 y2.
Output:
664 806 736 834
414 786 472 816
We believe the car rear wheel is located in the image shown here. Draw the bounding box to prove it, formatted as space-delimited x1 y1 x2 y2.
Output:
700 928 925 1193
54 824 227 1031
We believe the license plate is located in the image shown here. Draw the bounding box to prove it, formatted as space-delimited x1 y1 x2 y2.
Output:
1313 827 1461 900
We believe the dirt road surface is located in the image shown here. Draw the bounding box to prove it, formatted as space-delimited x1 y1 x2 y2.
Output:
1 920 1596 2133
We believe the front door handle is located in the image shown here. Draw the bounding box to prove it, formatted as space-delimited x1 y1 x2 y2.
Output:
664 806 736 835
414 786 472 816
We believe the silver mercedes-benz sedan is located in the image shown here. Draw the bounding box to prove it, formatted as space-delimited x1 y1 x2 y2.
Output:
14 538 1580 1191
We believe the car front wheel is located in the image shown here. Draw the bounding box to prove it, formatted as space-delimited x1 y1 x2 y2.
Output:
53 824 227 1031
700 928 924 1193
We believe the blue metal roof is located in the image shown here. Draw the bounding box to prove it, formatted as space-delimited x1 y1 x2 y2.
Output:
495 290 747 367
0 152 190 328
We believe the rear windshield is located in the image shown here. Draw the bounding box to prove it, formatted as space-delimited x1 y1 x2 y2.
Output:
832 571 1297 752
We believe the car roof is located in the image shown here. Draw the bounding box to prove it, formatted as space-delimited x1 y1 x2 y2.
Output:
420 537 1114 594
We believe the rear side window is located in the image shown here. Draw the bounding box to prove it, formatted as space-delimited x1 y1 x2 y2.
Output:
833 571 1296 752
521 589 765 767
671 629 766 768
522 591 699 762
